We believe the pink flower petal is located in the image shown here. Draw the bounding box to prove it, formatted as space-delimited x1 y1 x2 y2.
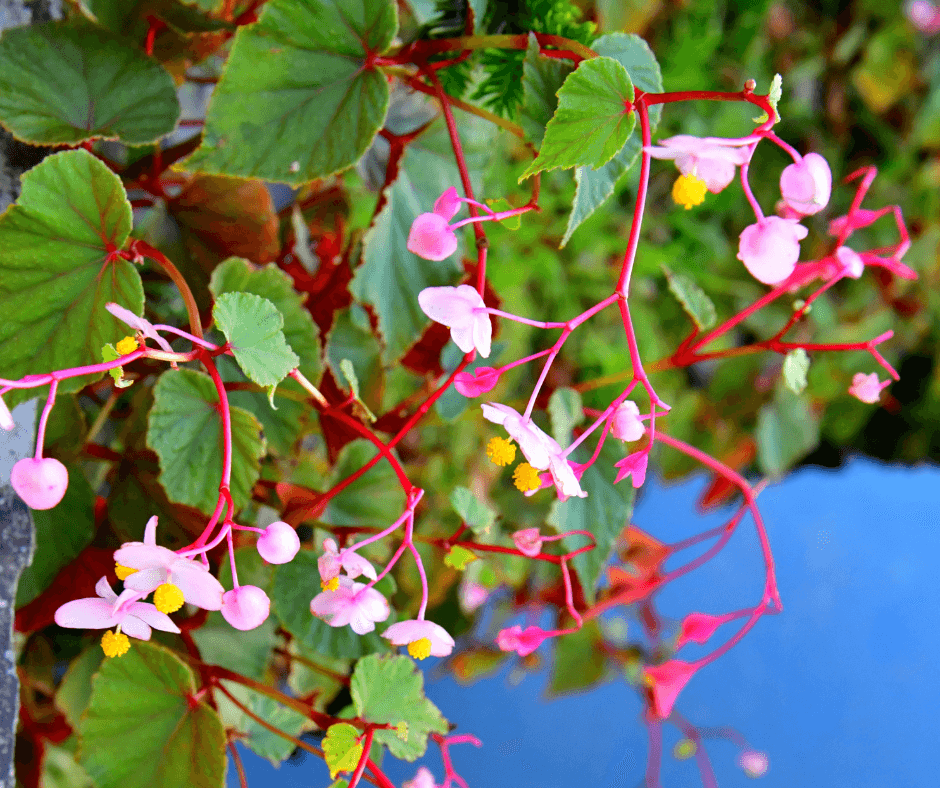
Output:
125 602 181 634
407 213 458 261
0 394 13 431
95 576 118 604
433 187 461 221
780 152 832 216
614 451 648 488
170 559 224 610
55 598 120 630
496 624 550 656
221 586 270 630
645 660 698 719
512 528 543 557
454 367 500 397
383 619 454 655
118 616 153 641
123 567 164 595
611 401 645 442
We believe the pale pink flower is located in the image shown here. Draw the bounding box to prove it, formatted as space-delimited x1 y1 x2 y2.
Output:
434 186 461 220
404 766 439 788
645 659 698 719
105 302 174 353
546 452 587 499
497 624 551 656
737 750 770 778
55 577 180 640
458 580 490 614
454 366 501 397
645 135 753 193
310 575 389 635
677 612 726 648
0 394 13 431
113 516 225 611
737 216 808 285
906 0 940 33
611 401 645 442
221 585 270 631
834 246 864 279
318 537 377 584
256 520 300 564
779 153 832 216
848 372 886 404
614 451 648 488
512 528 543 557
481 403 561 470
418 285 492 358
383 619 455 657
10 457 68 510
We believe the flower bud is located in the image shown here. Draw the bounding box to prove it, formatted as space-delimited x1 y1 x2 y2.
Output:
779 153 831 216
737 217 808 285
256 521 300 564
611 401 645 442
407 213 458 261
221 586 271 630
454 367 500 397
10 457 68 510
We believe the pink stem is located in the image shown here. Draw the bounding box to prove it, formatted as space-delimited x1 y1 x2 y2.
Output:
34 379 58 459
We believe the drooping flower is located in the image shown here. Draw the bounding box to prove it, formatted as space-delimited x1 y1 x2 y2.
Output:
481 403 560 470
496 624 551 657
418 285 492 358
677 612 726 648
546 452 587 499
848 372 886 404
512 528 543 557
106 302 174 353
779 153 832 216
737 750 770 778
834 246 865 279
407 189 462 261
614 451 649 488
317 537 377 586
310 575 390 635
645 135 753 193
645 659 698 719
113 516 225 612
383 619 455 659
55 577 180 657
404 766 439 788
10 457 68 510
0 394 14 431
220 585 270 631
454 366 501 397
737 216 809 285
256 520 300 564
611 401 645 442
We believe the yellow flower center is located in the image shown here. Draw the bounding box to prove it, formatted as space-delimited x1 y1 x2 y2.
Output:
407 638 432 660
321 577 339 592
672 173 707 210
115 336 138 355
154 582 185 614
101 630 130 658
486 436 516 466
512 463 542 492
115 563 136 581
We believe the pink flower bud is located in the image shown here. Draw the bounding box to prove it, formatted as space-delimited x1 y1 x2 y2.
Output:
454 367 501 397
256 521 300 564
496 624 551 656
645 659 698 719
737 216 808 285
407 213 458 261
737 750 769 778
10 457 68 510
779 153 832 216
221 585 271 630
834 246 864 279
677 612 725 648
0 394 14 431
512 528 543 557
614 451 648 488
458 580 489 614
610 401 645 442
848 372 885 404
433 187 461 221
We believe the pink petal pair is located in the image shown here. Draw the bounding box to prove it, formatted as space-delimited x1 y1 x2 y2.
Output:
407 188 462 261
54 577 180 640
221 585 270 631
383 618 455 657
645 659 698 719
454 366 501 397
737 216 809 285
848 372 886 404
645 135 753 193
614 451 648 488
496 624 551 657
779 153 832 216
309 575 389 635
418 285 492 358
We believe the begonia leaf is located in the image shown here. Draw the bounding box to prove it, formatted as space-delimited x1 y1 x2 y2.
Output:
756 388 819 477
519 33 573 147
147 368 265 514
0 21 179 145
549 619 606 695
77 641 225 788
181 0 397 183
213 292 300 388
216 682 310 765
663 265 717 331
0 150 143 409
443 545 477 571
783 348 810 395
548 386 584 446
450 487 495 535
351 654 448 760
323 723 363 780
519 56 635 181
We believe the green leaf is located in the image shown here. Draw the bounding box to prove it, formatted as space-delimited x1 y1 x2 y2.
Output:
444 545 477 571
351 654 448 760
756 388 819 477
519 56 636 181
56 646 105 730
326 304 383 410
519 33 573 147
450 486 495 535
339 358 377 422
783 348 810 395
271 550 389 659
147 368 265 514
215 682 309 765
548 387 584 446
323 723 363 780
548 441 634 605
549 619 605 695
0 21 179 145
0 150 143 409
16 469 95 607
77 641 225 788
663 265 717 331
322 439 406 528
563 34 663 247
213 292 299 387
181 0 397 183
753 73 782 124
209 256 322 384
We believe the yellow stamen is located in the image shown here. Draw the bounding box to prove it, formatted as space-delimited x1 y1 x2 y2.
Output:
321 576 339 592
486 437 516 466
101 630 130 658
154 582 185 614
672 173 707 210
407 638 432 660
512 463 542 493
116 336 138 355
115 564 136 581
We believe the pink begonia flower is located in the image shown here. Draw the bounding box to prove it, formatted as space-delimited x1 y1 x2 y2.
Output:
645 659 698 719
848 372 886 404
418 285 492 358
645 135 753 193
835 246 865 279
677 612 725 648
614 451 648 488
404 766 439 788
434 186 461 220
497 624 551 657
55 577 180 640
113 516 225 611
317 537 377 584
610 401 645 442
737 750 770 778
106 302 174 353
546 452 587 499
512 528 543 557
454 366 501 397
481 403 561 470
779 153 832 216
10 457 68 510
458 580 490 614
408 214 457 261
383 619 455 658
906 0 940 33
737 216 809 285
0 394 14 431
256 520 300 564
310 575 389 635
221 585 270 631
